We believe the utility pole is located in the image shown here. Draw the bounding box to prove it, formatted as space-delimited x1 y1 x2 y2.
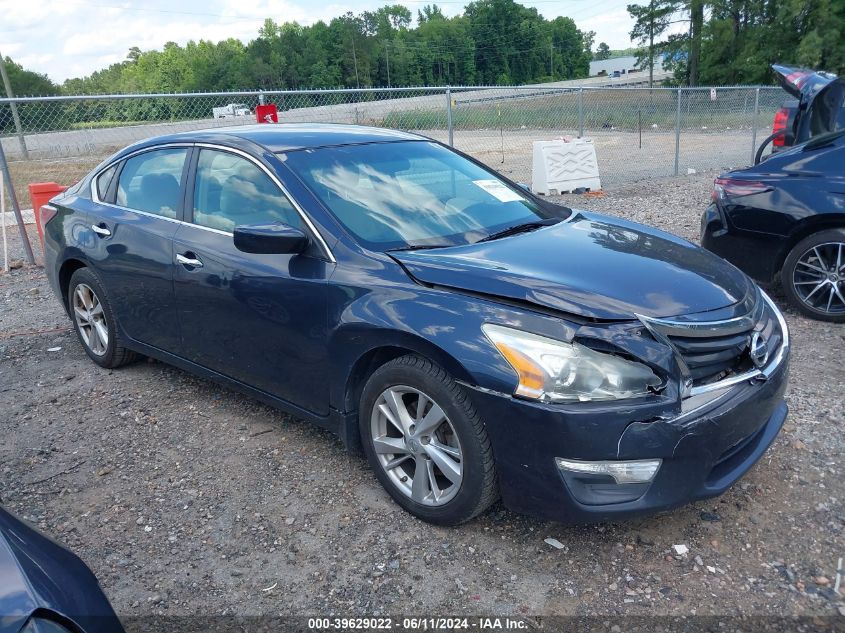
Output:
549 41 554 77
0 50 29 159
648 0 655 89
351 37 360 89
385 41 391 88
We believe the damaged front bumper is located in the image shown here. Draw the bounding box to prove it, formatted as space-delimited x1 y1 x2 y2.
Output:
466 337 789 524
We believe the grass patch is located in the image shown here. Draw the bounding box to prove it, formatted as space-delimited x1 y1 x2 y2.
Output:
69 120 150 130
5 155 107 208
377 90 780 132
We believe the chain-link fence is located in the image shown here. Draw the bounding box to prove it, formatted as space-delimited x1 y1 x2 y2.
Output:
1 85 784 261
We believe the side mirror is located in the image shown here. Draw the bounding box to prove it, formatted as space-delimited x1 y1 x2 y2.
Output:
233 223 309 255
517 182 531 192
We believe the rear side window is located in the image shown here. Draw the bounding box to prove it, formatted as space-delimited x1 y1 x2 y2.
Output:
192 149 301 232
96 164 118 202
116 148 188 219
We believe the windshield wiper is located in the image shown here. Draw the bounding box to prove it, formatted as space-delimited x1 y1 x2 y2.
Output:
386 244 454 253
475 218 560 243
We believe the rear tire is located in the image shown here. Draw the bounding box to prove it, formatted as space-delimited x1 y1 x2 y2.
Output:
68 267 137 368
781 229 845 322
359 354 498 525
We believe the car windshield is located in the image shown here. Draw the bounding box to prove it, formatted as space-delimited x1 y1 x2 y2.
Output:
281 141 561 251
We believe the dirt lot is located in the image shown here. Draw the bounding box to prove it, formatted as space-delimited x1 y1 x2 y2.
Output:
1 174 844 624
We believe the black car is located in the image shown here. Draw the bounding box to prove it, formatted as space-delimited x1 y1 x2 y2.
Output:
757 64 845 159
703 65 845 322
0 506 124 633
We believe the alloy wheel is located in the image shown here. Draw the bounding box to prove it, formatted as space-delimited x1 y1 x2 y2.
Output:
792 242 845 315
370 385 463 506
72 283 109 356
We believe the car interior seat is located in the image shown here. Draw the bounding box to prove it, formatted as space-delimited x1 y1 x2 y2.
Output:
138 173 180 218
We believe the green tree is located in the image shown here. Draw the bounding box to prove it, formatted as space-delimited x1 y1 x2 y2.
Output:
595 42 611 60
1 56 59 96
628 0 678 86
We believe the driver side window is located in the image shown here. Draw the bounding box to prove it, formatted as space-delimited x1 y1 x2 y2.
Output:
192 149 301 232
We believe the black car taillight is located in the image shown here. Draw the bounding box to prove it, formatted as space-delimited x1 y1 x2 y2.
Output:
772 107 790 147
712 177 772 202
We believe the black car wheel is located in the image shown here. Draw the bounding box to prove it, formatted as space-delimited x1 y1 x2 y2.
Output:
781 229 845 322
359 354 498 525
68 267 137 368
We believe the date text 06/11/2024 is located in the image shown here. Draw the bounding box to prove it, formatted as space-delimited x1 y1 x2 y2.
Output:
307 617 530 630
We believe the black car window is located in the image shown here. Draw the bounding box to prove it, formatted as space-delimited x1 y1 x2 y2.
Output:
192 149 301 233
96 164 118 202
116 148 187 219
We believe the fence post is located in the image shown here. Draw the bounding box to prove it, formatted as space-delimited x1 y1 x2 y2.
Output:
446 87 453 147
0 140 35 264
750 87 760 165
577 88 584 137
674 88 682 176
0 51 29 160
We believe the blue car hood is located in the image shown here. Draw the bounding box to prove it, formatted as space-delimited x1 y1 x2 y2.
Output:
391 211 755 320
0 507 123 633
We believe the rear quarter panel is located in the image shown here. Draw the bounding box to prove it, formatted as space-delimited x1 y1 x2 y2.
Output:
43 194 95 311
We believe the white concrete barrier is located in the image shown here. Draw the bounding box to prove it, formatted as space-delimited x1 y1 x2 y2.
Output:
531 138 601 195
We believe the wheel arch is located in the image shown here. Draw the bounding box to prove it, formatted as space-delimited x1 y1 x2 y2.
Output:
58 257 89 314
777 214 845 274
339 332 476 417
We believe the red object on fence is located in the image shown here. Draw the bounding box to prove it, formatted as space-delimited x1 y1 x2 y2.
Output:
256 104 279 123
28 182 68 254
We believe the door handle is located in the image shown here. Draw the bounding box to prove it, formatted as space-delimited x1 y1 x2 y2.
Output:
176 253 204 268
91 224 111 237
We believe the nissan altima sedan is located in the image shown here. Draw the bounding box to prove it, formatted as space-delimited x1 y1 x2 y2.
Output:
43 124 790 525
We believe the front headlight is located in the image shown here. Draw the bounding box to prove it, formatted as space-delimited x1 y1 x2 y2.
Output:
482 324 661 402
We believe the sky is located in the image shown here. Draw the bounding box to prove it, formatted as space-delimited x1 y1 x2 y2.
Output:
0 0 641 84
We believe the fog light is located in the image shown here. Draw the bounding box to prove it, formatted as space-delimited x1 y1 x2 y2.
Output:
555 458 661 484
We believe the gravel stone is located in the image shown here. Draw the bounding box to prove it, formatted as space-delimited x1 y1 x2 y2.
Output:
2 177 844 617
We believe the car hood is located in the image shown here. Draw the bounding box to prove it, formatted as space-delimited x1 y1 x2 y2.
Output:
0 507 123 633
391 211 755 321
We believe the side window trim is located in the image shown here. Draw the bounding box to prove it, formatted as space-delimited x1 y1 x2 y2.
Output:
178 146 196 223
187 144 335 262
110 159 128 206
96 164 118 204
91 143 193 210
104 162 122 203
184 146 201 227
91 142 336 263
115 146 191 220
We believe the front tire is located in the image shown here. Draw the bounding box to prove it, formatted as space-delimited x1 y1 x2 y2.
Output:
781 229 845 322
359 355 498 525
68 267 137 368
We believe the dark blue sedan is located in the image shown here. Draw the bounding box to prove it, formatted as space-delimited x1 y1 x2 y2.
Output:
43 124 790 525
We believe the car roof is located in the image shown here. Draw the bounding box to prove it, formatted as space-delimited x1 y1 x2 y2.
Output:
137 123 428 153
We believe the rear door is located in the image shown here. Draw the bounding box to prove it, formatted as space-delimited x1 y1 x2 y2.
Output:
88 145 190 352
172 146 332 415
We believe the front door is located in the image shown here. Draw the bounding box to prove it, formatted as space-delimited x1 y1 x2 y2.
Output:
173 147 332 415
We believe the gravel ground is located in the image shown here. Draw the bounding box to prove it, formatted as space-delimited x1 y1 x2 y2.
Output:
1 174 844 623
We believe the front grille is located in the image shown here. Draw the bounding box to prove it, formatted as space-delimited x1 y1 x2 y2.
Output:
639 293 784 389
669 331 751 383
